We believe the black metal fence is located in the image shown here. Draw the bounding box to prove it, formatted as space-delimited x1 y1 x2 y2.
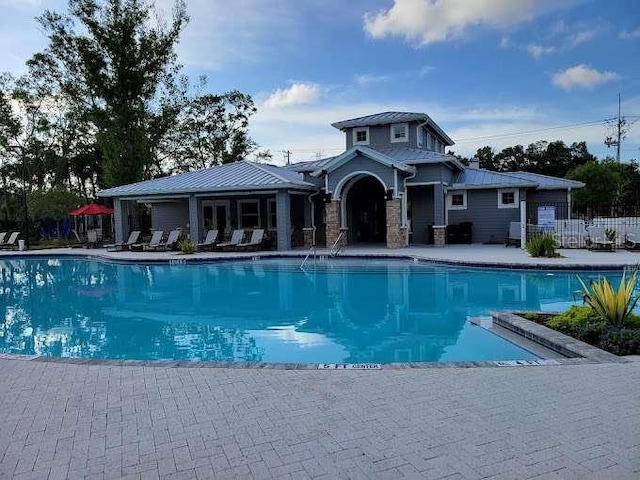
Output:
526 202 640 248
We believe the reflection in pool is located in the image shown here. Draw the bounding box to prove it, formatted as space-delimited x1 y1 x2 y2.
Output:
0 257 621 363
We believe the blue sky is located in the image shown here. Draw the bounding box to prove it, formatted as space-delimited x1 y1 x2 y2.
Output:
1 0 639 165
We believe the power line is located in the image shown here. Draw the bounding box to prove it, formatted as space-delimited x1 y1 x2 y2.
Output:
452 119 608 143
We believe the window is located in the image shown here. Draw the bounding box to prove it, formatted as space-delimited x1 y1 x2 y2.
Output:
352 127 369 145
498 189 519 209
238 200 260 228
447 191 467 210
390 123 408 143
267 199 277 229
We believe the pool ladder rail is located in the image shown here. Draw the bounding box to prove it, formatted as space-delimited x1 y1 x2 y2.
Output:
300 245 317 270
330 231 345 257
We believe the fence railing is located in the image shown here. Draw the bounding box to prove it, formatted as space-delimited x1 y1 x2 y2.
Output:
526 203 640 248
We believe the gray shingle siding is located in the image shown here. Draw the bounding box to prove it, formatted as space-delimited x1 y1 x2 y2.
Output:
409 164 456 184
409 186 434 244
328 155 394 194
448 189 521 244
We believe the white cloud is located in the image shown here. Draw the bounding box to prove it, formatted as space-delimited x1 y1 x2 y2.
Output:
620 28 640 40
264 83 320 108
354 74 392 86
552 65 620 91
363 0 536 46
569 28 598 46
499 35 511 48
527 44 556 59
419 65 436 76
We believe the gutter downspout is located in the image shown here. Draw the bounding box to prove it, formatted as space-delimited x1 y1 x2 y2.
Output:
402 169 417 246
416 120 429 148
308 189 320 246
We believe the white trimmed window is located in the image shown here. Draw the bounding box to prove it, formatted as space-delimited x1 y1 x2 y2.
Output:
352 127 369 146
267 199 277 229
498 188 519 209
447 191 467 210
238 200 260 228
390 123 408 143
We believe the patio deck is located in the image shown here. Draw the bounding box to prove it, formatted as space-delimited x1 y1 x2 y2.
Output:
1 245 639 479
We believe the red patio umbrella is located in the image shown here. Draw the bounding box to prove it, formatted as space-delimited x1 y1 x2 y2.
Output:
69 203 114 216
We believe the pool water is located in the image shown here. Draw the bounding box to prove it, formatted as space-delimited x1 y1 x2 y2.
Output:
0 257 625 363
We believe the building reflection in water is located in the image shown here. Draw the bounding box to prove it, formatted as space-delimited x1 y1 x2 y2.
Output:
0 258 620 363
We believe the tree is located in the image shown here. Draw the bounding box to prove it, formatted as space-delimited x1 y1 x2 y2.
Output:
32 0 190 187
28 188 83 238
567 160 622 205
475 146 497 170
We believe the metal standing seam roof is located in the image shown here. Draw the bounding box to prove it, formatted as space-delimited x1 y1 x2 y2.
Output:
286 156 337 173
508 171 585 189
451 168 538 190
375 147 464 169
330 111 454 146
97 160 315 198
309 146 416 177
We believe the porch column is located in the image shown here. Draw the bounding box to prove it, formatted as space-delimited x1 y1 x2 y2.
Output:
325 200 344 248
433 183 445 225
386 198 407 248
276 190 291 251
188 194 200 242
113 198 129 244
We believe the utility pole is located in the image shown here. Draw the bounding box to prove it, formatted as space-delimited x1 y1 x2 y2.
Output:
282 150 292 165
604 93 626 163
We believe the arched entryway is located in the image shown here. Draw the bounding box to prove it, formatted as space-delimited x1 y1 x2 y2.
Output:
344 175 387 244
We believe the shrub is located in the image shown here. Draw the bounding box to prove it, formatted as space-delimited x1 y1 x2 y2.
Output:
605 228 617 243
577 272 640 328
547 305 596 332
598 329 640 356
178 239 196 254
526 233 557 257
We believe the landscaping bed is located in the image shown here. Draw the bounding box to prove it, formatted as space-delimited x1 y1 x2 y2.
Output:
520 307 640 356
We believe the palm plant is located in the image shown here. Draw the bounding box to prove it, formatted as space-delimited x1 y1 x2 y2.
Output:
577 272 639 328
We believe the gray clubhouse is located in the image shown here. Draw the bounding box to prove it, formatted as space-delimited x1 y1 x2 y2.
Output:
99 111 583 250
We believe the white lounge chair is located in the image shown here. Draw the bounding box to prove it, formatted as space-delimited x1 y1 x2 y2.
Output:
197 229 219 251
131 230 164 251
0 232 20 250
235 229 265 251
105 231 141 251
0 232 7 245
505 222 521 247
587 226 613 251
214 229 245 251
625 225 640 250
148 229 181 251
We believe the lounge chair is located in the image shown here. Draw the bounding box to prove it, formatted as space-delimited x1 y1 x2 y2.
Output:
0 232 20 250
625 226 640 250
505 222 521 247
586 226 613 251
235 229 265 251
105 231 141 252
214 229 245 251
147 229 181 251
131 230 164 251
197 229 219 251
0 232 7 245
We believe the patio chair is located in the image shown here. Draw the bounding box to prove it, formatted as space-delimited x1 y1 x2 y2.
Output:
0 232 20 250
625 225 640 250
131 230 164 251
214 229 245 251
586 226 613 251
197 229 219 251
235 229 265 251
0 232 7 245
147 229 181 251
505 222 521 247
105 231 141 252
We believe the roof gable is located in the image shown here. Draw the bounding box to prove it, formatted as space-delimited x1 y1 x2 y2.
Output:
310 146 415 177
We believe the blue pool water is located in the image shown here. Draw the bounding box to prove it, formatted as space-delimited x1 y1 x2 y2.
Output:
0 257 626 363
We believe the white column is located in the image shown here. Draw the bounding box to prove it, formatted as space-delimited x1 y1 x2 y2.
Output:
276 190 291 251
520 200 527 249
188 195 200 242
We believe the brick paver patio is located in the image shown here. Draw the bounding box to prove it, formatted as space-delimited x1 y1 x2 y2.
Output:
0 358 638 479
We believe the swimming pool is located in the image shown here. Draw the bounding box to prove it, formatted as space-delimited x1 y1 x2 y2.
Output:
0 257 624 364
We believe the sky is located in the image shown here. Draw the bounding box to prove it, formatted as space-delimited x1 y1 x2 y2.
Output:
1 0 640 165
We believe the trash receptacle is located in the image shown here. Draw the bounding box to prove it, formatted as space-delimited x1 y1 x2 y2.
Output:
18 239 25 251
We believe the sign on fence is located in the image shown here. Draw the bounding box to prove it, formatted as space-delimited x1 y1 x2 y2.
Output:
537 206 556 232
